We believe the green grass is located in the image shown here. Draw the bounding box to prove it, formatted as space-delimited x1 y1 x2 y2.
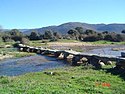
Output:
29 40 48 47
9 52 36 58
29 40 125 46
0 66 125 94
0 41 15 47
0 48 35 58
90 40 125 45
55 39 80 43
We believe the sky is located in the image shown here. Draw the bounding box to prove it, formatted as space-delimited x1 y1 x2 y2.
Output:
0 0 125 29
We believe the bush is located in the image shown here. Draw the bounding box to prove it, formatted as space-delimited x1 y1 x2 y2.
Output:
20 38 30 45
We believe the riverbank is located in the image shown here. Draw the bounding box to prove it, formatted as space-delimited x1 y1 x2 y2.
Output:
0 48 36 60
0 66 125 94
0 54 13 60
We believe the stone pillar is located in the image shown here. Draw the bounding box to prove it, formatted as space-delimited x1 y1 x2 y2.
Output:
66 54 74 64
58 53 64 60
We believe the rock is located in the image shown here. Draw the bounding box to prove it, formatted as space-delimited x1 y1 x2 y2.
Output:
77 61 83 64
107 61 113 65
44 72 55 75
66 54 74 63
5 45 11 48
71 76 75 79
18 44 25 47
80 57 88 62
19 48 23 51
97 60 105 67
58 53 64 59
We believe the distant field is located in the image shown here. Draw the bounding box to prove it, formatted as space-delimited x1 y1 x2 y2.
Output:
1 39 125 55
0 66 125 94
91 40 125 45
1 39 125 47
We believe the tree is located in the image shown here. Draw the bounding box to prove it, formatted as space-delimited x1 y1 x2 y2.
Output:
75 27 84 34
20 38 30 45
121 30 125 34
85 29 96 35
83 35 99 42
104 34 115 41
29 31 40 40
0 36 3 42
53 32 62 39
102 31 109 34
115 34 125 42
43 30 54 39
67 29 80 40
10 29 23 41
2 34 12 42
97 33 104 40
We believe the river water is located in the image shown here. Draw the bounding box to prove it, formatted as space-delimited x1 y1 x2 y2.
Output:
0 45 125 76
83 45 125 57
0 55 68 76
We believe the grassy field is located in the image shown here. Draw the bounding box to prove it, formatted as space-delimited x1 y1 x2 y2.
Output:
1 39 125 58
55 39 80 43
1 39 125 48
0 66 125 94
0 48 35 58
0 40 125 93
51 39 125 45
90 40 125 45
0 41 15 47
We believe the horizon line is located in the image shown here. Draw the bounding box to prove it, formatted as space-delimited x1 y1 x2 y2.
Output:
3 21 125 29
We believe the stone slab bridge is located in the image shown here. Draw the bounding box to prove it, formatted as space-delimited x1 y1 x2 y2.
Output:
18 44 125 69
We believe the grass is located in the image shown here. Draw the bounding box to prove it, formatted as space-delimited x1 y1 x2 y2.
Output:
29 40 125 47
28 39 81 47
9 52 36 58
0 66 125 94
0 48 35 58
90 40 125 45
55 39 80 43
1 40 125 49
0 41 15 48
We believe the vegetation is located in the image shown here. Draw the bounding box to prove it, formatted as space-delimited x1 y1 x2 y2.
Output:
0 26 125 94
0 66 125 94
91 40 125 45
1 27 125 46
0 48 35 58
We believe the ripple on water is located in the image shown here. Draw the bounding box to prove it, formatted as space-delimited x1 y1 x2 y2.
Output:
0 55 68 76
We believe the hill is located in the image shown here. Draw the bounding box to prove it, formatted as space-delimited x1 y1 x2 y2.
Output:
19 22 125 34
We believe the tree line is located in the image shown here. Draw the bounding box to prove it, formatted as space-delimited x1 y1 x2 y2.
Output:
67 27 125 42
1 27 125 45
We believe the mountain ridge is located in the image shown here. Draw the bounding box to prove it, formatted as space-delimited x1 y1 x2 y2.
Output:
11 22 125 34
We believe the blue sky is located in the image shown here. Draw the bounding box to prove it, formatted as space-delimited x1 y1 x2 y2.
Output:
0 0 125 29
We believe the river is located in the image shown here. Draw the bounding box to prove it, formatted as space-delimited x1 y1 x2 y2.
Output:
83 45 125 57
0 55 68 76
0 45 125 76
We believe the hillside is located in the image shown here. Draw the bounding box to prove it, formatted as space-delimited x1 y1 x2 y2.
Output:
19 22 125 34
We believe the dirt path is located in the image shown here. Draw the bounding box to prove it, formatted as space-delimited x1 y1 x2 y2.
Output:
48 42 111 47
